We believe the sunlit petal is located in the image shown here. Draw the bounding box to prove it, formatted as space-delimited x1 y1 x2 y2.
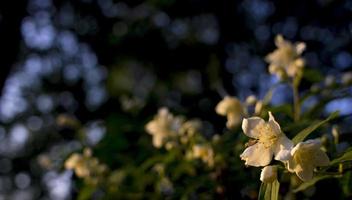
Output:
313 150 330 166
296 165 314 182
268 112 281 135
242 117 265 139
240 143 272 167
274 135 293 161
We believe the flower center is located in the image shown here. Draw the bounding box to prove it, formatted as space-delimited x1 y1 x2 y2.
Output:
256 123 279 148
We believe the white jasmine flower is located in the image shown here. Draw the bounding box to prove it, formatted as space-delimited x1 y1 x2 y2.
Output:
65 151 108 183
287 139 330 181
145 108 183 148
260 165 278 183
266 35 306 79
240 112 293 167
215 96 244 129
180 119 202 137
192 144 214 167
65 153 82 170
65 153 90 177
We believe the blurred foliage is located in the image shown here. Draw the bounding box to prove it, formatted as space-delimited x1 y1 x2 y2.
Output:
0 0 351 199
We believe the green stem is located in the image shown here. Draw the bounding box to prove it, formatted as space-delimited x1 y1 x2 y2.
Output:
292 83 300 122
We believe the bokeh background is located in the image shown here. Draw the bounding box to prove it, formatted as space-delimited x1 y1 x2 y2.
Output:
0 0 351 199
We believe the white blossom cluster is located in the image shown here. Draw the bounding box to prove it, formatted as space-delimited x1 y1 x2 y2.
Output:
240 112 329 182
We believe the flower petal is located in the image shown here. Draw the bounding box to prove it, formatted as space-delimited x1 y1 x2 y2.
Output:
296 165 314 182
152 135 163 148
274 135 294 162
268 112 281 135
292 139 322 155
313 150 330 166
240 143 272 167
288 139 328 181
275 34 285 47
287 157 296 173
242 117 265 139
226 113 242 129
65 153 82 170
215 96 242 116
304 139 322 147
295 42 306 55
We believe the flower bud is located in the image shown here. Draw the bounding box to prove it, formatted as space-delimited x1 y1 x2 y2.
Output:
215 96 242 116
332 125 339 145
260 165 277 183
245 95 257 106
216 96 244 128
324 75 335 87
83 148 92 157
254 101 263 115
212 134 220 143
342 72 352 85
165 142 175 150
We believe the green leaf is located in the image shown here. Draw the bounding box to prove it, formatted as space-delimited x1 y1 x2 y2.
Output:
303 68 324 83
264 182 272 200
258 182 267 200
293 175 340 193
330 148 352 166
271 180 280 200
270 104 293 118
78 184 96 200
292 111 339 144
258 180 280 200
341 171 352 196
